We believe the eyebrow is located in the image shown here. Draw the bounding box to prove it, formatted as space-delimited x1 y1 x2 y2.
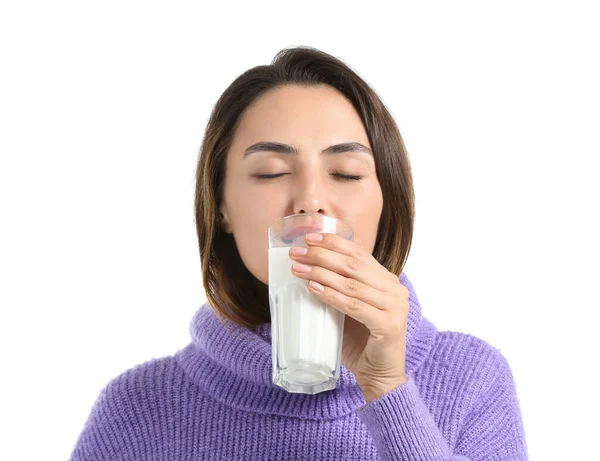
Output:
242 141 373 159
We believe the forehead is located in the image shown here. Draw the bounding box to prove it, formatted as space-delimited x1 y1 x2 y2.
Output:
232 85 371 153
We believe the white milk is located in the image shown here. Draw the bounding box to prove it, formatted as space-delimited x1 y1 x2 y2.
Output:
268 246 345 386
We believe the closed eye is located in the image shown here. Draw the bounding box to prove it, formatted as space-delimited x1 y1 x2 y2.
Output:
254 172 362 181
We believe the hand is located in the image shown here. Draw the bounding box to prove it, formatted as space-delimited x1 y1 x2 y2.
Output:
289 232 410 403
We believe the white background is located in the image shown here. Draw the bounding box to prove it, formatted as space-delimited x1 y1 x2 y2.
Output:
1 1 598 460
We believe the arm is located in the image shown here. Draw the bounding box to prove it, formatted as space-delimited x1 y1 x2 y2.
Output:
454 353 528 459
68 379 135 461
357 356 528 461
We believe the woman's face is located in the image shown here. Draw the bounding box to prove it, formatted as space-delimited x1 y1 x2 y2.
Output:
219 84 384 285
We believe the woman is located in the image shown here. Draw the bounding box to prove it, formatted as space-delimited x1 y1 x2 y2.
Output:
70 46 528 460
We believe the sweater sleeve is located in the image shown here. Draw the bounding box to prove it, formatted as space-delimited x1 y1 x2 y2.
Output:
356 353 528 461
68 377 136 461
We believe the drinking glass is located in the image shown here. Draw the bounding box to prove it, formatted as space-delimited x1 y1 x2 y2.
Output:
268 213 353 394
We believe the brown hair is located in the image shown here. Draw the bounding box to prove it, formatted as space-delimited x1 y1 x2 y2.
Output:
194 46 415 329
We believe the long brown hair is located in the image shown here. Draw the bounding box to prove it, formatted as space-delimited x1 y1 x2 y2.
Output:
194 46 415 329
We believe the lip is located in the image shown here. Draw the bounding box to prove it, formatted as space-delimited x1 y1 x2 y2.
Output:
281 225 322 241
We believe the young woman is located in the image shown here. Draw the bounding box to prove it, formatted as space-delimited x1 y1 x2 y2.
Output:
70 46 528 460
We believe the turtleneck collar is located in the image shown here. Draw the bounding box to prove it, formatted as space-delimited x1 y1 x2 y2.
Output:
174 272 438 421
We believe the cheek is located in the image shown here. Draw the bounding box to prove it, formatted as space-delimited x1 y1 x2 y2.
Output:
226 187 272 284
345 183 383 215
350 185 383 252
234 228 269 285
232 184 282 214
234 190 288 248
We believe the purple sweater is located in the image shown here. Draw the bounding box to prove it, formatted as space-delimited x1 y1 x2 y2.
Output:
69 272 528 460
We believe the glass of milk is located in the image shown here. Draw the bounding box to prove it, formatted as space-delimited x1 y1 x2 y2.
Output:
268 213 353 395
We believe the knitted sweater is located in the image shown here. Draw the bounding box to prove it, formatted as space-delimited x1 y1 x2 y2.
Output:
69 272 528 460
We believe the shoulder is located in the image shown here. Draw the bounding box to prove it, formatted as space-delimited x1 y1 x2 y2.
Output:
108 354 180 385
98 354 183 406
70 355 184 460
84 354 188 429
423 331 527 456
433 330 514 379
422 329 517 399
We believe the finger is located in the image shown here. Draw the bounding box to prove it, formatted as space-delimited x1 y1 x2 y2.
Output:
305 232 400 285
292 245 393 293
305 278 386 333
301 233 399 290
292 263 393 313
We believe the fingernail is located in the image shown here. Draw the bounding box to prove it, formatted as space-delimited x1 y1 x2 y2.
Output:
310 281 325 292
290 247 308 256
306 233 323 242
292 263 312 273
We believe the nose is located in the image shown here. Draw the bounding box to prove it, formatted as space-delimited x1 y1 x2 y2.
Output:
296 206 326 215
292 169 329 216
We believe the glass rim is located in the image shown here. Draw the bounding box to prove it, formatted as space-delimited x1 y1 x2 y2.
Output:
268 212 351 228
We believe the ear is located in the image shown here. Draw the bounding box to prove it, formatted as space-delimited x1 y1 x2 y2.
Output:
218 205 232 234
